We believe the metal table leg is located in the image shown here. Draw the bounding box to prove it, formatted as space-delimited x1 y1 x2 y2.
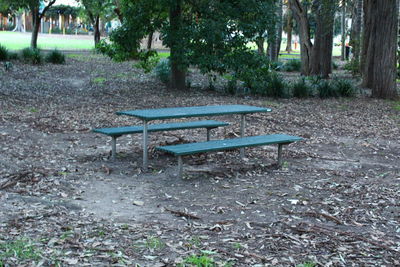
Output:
111 136 117 160
143 120 149 171
240 114 245 158
178 155 183 179
206 128 211 141
277 144 283 167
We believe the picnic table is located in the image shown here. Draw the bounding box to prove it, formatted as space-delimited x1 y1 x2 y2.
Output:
116 104 272 171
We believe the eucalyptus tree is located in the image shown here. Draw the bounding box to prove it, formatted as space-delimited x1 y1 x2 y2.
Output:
361 0 397 99
289 0 338 77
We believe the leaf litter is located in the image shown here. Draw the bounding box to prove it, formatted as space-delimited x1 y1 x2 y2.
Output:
0 54 399 266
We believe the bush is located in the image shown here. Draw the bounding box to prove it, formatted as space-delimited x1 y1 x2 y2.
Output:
134 50 160 73
0 44 9 61
8 52 19 60
51 27 62 34
332 78 356 97
344 59 360 76
264 72 289 98
45 50 65 64
154 58 170 84
282 59 301 72
317 80 338 98
292 78 311 98
21 47 43 65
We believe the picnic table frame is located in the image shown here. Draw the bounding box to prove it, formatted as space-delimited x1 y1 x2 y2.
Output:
116 105 272 171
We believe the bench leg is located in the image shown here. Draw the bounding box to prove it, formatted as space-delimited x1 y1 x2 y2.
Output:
206 128 211 141
143 121 149 172
277 144 283 167
111 136 117 160
240 114 246 158
178 155 183 179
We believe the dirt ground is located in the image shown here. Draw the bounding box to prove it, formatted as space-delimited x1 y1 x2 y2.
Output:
0 54 399 266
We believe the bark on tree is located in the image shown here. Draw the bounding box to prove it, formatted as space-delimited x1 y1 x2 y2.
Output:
341 0 346 61
362 0 398 99
289 0 313 75
147 31 154 50
289 0 336 77
256 37 265 55
285 3 293 53
269 0 283 60
353 0 362 62
169 0 186 90
88 12 101 45
310 0 335 77
12 13 25 32
30 0 56 48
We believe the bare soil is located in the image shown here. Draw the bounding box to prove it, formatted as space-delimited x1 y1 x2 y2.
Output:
0 54 399 266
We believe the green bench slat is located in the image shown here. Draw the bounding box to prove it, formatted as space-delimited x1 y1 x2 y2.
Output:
157 134 303 156
93 120 229 137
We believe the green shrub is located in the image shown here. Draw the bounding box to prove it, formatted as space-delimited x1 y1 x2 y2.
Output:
317 80 338 98
283 59 301 72
0 44 9 61
134 50 160 73
270 61 284 71
8 52 19 60
51 27 62 34
45 50 65 64
332 61 339 70
224 79 238 95
264 72 289 98
344 59 360 76
332 78 356 97
154 58 170 84
21 48 43 65
292 78 311 98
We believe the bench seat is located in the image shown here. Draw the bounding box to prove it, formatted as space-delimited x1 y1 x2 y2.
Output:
93 120 229 159
156 134 302 178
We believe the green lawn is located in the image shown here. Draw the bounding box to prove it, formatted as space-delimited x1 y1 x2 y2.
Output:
0 31 94 50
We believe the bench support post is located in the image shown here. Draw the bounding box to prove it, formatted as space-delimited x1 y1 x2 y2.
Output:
240 114 245 158
143 121 149 172
206 128 211 141
277 144 283 167
178 155 183 179
111 136 117 160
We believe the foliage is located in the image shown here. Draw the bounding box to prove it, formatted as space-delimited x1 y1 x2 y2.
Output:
134 50 160 73
0 44 9 61
21 47 43 64
332 78 356 97
153 58 170 84
46 4 81 19
316 79 338 98
181 254 214 267
292 77 312 98
344 59 360 76
282 59 301 72
103 0 278 88
45 50 65 64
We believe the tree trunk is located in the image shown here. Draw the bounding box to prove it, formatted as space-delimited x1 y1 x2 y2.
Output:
94 15 101 45
362 0 398 99
285 5 293 53
169 0 186 90
310 0 335 77
269 0 283 61
341 0 346 61
31 7 40 48
256 37 265 55
289 0 313 75
147 31 154 50
276 0 283 58
353 0 362 62
12 13 25 32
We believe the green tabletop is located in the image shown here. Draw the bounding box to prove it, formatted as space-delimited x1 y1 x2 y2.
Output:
116 105 272 121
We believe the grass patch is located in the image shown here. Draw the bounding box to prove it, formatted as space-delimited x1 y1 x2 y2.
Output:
0 31 94 50
92 77 106 84
393 101 400 111
0 238 41 263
